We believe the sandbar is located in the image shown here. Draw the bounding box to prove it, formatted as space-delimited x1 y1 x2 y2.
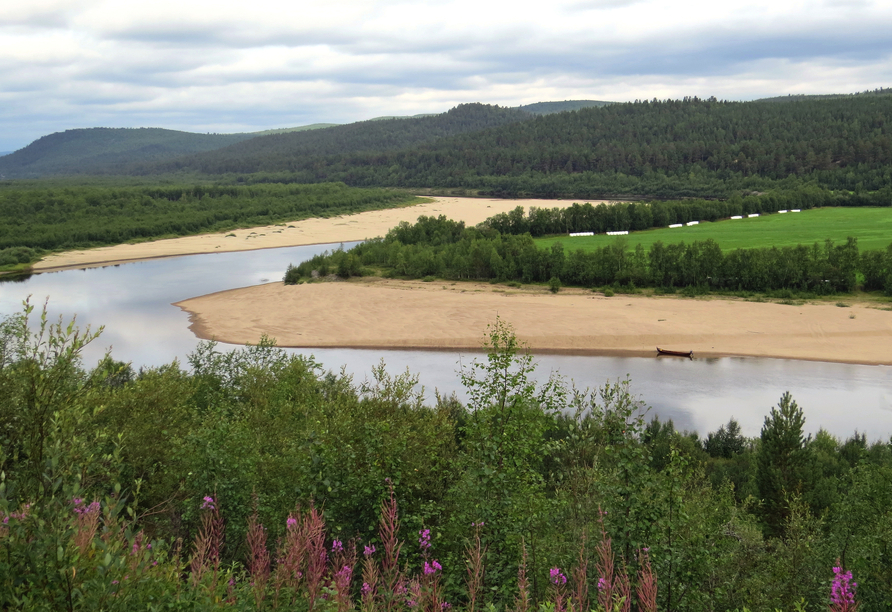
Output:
174 278 892 366
31 196 595 273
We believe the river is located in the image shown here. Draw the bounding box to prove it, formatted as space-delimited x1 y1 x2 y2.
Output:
1 243 890 440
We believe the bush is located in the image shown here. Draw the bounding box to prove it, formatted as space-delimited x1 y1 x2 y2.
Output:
548 276 561 293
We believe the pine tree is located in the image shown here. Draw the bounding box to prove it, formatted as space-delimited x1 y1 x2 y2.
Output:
757 392 811 537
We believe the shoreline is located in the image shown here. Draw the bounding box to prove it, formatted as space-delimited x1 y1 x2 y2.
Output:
30 196 598 273
174 278 892 367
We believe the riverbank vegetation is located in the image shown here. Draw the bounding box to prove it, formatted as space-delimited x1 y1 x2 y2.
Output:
0 182 419 271
1 305 890 610
283 214 892 297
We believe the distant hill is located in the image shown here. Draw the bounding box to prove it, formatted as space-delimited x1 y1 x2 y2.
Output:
368 114 439 121
0 152 11 158
755 87 892 103
517 100 613 114
142 103 532 175
252 124 340 136
161 95 889 200
0 123 337 179
0 127 260 178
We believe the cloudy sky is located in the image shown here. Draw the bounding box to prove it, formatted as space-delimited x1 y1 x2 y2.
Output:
1 0 890 151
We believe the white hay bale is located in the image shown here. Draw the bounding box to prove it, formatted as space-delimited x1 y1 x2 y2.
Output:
748 213 760 218
779 210 788 213
730 216 743 220
686 221 699 226
669 223 683 228
792 209 801 212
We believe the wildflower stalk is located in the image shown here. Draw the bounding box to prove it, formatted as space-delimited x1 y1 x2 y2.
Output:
190 495 223 592
571 530 589 612
361 544 381 612
71 499 101 556
549 567 568 612
614 564 631 612
636 549 657 612
246 501 271 608
595 512 615 612
380 479 404 612
305 504 328 612
333 539 357 612
513 539 530 612
465 522 487 612
830 560 859 612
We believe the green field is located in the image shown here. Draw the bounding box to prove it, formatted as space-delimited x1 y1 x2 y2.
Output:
536 207 892 252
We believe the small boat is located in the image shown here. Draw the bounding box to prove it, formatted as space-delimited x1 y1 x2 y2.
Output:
656 347 693 359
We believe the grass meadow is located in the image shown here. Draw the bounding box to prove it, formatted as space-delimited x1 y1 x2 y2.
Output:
535 206 892 252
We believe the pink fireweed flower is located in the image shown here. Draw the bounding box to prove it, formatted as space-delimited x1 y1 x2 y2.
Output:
550 568 567 585
423 560 442 575
361 582 372 596
200 496 216 510
364 544 376 557
287 516 297 529
419 528 431 550
597 578 607 591
332 539 344 553
441 603 452 610
831 564 858 610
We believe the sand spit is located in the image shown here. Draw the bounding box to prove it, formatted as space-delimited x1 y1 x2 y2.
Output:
31 196 597 273
174 278 892 366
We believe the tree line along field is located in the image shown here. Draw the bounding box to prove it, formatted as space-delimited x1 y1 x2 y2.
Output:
535 206 892 253
2 308 891 611
286 208 892 295
0 182 420 270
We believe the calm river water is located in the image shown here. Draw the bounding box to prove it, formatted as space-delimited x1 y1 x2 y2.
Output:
1 243 890 440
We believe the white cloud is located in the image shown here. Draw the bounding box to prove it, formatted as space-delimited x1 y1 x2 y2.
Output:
0 0 890 150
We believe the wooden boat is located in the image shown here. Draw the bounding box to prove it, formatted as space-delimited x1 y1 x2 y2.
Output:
656 347 694 359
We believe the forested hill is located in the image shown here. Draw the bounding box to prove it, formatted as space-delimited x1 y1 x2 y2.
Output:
755 87 892 103
142 103 532 175
162 95 889 199
0 127 261 178
517 100 612 114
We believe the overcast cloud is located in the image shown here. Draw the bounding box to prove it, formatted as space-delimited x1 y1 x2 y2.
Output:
1 0 890 151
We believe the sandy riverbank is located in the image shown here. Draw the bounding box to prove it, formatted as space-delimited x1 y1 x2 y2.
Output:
31 196 595 272
174 278 892 366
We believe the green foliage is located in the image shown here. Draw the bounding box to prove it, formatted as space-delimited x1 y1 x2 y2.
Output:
0 182 416 253
1 304 891 610
286 213 892 295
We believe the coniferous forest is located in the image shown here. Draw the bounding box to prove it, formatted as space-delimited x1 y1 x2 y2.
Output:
129 96 892 200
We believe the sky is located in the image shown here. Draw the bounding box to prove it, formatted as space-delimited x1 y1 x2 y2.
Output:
1 0 890 152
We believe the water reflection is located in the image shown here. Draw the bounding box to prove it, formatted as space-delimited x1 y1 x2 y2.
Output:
1 243 889 440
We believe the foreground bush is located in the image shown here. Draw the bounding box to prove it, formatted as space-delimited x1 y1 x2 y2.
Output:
1 305 890 610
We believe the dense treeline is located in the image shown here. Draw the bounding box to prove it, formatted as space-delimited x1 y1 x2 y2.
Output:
152 96 892 199
2 307 891 610
0 182 416 260
144 104 531 176
284 215 892 295
483 189 889 237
